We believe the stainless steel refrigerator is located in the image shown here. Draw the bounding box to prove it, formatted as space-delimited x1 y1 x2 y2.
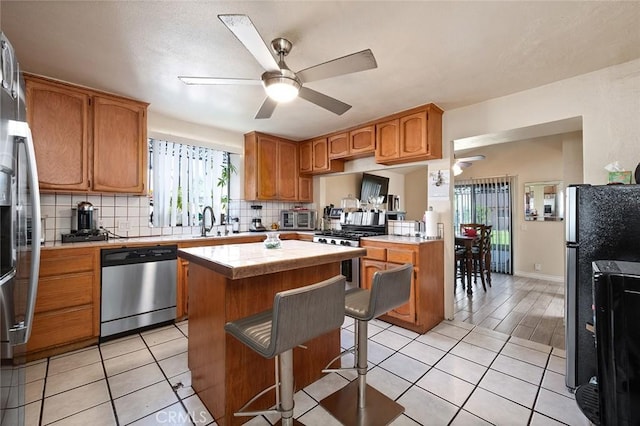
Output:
0 32 42 426
565 184 640 390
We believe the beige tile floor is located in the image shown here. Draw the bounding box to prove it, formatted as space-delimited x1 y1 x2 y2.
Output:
20 313 589 426
454 273 565 349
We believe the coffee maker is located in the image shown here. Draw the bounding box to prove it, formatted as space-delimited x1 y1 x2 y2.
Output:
72 201 96 233
249 205 266 232
62 201 108 243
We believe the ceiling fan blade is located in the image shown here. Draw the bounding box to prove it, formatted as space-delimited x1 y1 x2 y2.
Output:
218 14 280 72
255 97 278 119
178 76 262 85
298 87 351 115
297 49 377 83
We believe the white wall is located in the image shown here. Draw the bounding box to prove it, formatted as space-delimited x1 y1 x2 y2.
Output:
147 111 244 154
145 57 640 320
455 133 582 280
404 167 428 220
439 58 640 319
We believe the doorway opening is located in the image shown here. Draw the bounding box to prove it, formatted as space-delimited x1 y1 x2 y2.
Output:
454 176 514 275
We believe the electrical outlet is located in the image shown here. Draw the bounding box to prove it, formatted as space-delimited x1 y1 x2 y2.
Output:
534 263 542 271
117 220 130 232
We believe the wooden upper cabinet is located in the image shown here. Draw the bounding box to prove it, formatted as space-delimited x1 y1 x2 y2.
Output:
299 141 313 174
298 176 313 202
92 96 147 193
256 134 279 199
245 132 305 201
24 74 149 194
329 126 375 159
299 137 344 175
375 118 400 162
25 78 91 191
399 111 427 158
328 133 349 159
349 125 375 156
277 140 298 201
375 104 443 165
312 138 330 171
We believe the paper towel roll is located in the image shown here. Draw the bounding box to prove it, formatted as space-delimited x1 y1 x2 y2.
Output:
424 210 439 238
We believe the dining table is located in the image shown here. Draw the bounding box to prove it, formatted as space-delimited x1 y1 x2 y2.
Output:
455 234 476 295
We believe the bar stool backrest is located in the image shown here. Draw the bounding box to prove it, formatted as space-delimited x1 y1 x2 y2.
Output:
368 263 414 320
270 275 346 358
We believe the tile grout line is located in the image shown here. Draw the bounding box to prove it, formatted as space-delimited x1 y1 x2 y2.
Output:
98 340 123 426
392 325 476 424
126 323 197 426
37 358 49 426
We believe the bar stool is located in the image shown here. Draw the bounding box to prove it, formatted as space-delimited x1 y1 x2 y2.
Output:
319 263 413 426
224 275 346 426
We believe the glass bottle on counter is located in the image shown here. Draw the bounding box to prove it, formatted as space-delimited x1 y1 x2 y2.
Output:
264 233 281 249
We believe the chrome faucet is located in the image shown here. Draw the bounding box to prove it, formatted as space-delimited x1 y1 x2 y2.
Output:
201 206 215 237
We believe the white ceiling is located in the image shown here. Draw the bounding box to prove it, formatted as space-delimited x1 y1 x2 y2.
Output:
2 1 640 142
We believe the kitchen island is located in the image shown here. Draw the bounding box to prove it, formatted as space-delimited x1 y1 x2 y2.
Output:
178 239 366 425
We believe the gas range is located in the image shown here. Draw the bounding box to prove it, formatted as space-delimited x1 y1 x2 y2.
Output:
312 229 384 247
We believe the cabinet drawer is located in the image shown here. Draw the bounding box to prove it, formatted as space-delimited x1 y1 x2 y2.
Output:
27 306 94 352
35 273 93 313
365 247 386 261
40 251 96 276
387 249 416 264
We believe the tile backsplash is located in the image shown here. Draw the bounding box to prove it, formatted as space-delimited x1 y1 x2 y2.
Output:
41 193 316 242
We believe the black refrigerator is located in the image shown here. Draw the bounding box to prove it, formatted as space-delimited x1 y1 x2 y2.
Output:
565 184 640 390
577 260 640 425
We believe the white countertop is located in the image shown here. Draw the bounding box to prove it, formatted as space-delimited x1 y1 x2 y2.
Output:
41 231 313 250
178 240 366 280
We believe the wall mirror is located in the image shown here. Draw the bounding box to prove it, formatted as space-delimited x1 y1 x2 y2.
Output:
524 181 564 221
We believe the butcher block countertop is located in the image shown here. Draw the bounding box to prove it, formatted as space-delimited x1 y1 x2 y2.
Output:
178 239 366 280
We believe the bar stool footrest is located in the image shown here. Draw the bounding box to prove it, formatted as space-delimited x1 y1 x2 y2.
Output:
319 380 404 426
273 419 305 426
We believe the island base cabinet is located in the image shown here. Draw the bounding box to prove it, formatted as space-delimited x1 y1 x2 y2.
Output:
187 262 341 425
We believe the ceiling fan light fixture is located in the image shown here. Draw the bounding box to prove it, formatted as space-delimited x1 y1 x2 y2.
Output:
264 77 300 102
452 163 464 176
262 68 301 103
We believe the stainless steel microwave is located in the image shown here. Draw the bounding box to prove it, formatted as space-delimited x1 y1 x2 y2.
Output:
280 210 317 230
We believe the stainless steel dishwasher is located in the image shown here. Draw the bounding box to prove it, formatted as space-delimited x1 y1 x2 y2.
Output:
100 245 177 338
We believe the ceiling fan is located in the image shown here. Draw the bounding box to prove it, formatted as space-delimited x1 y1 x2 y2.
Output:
452 154 486 176
178 14 378 119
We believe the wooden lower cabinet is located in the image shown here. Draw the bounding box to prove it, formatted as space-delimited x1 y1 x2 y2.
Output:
360 239 444 334
177 258 189 319
27 247 100 359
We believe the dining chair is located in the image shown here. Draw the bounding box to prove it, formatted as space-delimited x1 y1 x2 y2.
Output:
454 246 468 293
459 223 484 238
471 225 492 291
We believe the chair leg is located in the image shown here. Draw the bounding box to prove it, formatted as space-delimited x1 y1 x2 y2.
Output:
478 258 487 291
356 319 368 408
319 318 404 426
279 349 295 425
